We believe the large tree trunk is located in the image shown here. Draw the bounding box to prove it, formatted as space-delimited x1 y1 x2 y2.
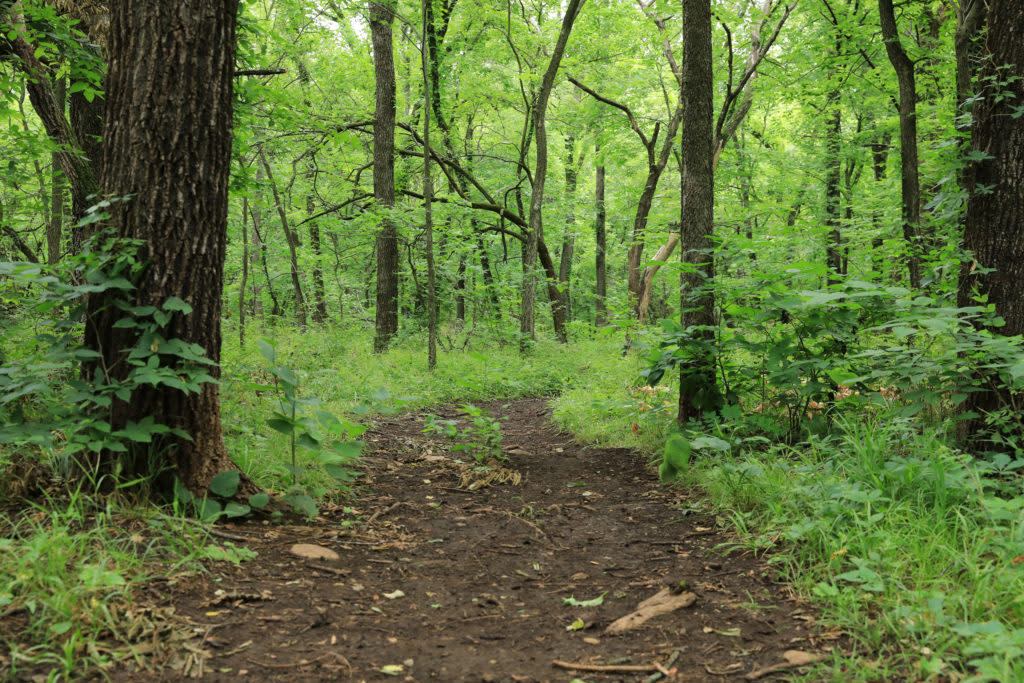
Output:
422 0 438 370
519 0 586 350
83 0 242 495
957 0 1024 444
371 1 399 352
678 0 716 424
47 74 66 265
594 147 607 326
878 0 923 290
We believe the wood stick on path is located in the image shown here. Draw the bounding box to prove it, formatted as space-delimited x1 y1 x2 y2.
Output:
552 660 659 673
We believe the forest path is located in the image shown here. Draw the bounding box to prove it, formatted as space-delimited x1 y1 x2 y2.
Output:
120 398 839 682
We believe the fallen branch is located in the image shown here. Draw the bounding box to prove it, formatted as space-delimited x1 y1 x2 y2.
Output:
553 660 659 673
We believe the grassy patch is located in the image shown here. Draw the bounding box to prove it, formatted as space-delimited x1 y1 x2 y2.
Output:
552 355 1024 682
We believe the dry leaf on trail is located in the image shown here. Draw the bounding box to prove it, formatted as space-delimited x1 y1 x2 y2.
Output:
289 543 339 561
604 588 697 634
744 650 825 680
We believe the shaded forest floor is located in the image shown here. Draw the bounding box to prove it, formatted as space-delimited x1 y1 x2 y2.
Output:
112 399 841 682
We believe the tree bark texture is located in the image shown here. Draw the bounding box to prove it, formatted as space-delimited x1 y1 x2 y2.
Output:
259 149 307 330
957 0 1024 443
824 103 842 285
422 0 438 370
47 74 66 265
878 0 923 289
84 0 241 494
307 195 327 324
519 0 585 350
371 1 399 352
678 0 716 424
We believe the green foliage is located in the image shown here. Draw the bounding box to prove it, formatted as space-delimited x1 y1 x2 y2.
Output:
0 223 218 486
424 403 505 464
247 338 364 518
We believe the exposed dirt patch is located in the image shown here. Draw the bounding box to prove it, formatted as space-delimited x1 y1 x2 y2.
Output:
114 399 841 681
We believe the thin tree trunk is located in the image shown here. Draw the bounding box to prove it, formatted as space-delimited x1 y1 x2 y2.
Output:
371 0 399 352
47 74 66 265
594 146 607 326
520 0 586 350
879 0 923 289
259 148 307 330
306 195 327 324
556 132 578 333
422 0 438 370
824 103 843 285
239 195 249 347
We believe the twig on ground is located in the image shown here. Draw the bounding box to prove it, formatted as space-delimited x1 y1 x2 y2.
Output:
553 659 659 673
644 650 681 682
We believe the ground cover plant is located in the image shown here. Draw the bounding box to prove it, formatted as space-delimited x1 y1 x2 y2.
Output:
3 0 1024 680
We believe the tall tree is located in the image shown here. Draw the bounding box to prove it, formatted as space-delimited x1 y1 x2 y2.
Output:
678 0 716 424
878 0 923 289
594 143 607 326
83 0 242 494
371 0 399 352
957 0 1024 443
519 0 586 349
422 0 438 370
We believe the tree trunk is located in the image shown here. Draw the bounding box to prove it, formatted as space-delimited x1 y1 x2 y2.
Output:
520 0 586 350
824 103 842 285
422 0 438 370
878 0 923 289
678 0 717 424
306 195 327 324
371 0 399 352
83 0 243 495
47 74 66 265
239 195 249 347
957 0 1024 444
556 132 578 335
594 147 607 326
259 149 307 330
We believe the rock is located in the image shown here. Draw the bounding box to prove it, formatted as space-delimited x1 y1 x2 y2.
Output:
289 543 339 561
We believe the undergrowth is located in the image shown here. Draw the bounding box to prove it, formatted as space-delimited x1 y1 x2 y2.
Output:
552 351 1024 682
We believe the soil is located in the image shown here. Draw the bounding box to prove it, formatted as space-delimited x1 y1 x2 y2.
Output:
118 399 841 681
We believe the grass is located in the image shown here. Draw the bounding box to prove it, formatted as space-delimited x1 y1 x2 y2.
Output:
551 351 1024 682
0 486 244 678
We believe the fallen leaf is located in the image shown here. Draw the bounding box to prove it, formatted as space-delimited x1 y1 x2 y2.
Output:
383 590 405 600
379 664 404 676
566 618 586 631
564 592 607 607
289 543 339 561
583 637 600 645
783 650 823 666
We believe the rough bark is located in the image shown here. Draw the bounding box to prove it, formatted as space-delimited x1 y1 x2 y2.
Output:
83 0 242 495
239 195 249 347
878 0 923 289
678 0 716 424
957 0 1024 444
519 0 586 350
371 0 399 352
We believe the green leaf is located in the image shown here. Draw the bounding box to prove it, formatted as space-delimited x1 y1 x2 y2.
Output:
329 440 362 460
267 417 296 435
257 338 276 362
664 435 691 471
248 492 271 509
173 478 194 505
324 463 358 481
196 498 223 522
283 493 318 519
563 592 607 607
209 470 240 498
295 432 321 451
163 296 192 313
224 502 251 518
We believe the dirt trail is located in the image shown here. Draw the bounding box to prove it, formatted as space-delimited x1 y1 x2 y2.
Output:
119 399 839 681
